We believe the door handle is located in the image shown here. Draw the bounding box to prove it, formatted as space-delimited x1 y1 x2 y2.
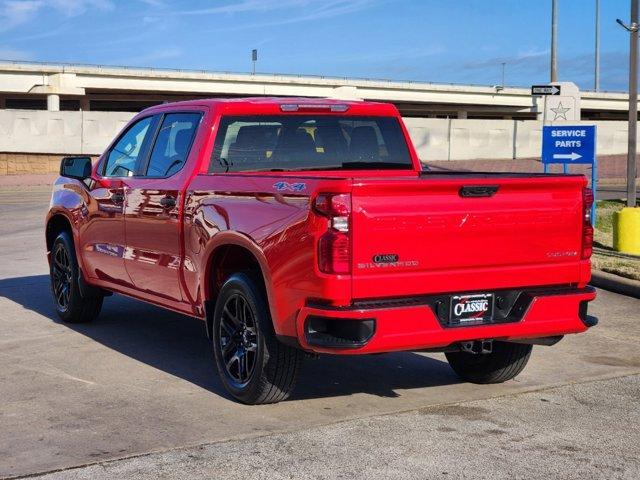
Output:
459 185 499 198
160 195 177 208
111 193 125 204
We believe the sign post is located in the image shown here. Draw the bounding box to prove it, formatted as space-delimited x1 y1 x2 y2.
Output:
542 125 598 224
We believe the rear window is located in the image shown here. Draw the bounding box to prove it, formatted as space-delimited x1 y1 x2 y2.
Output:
208 115 412 173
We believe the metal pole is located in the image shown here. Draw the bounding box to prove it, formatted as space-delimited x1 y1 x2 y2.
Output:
595 0 600 91
501 62 506 88
251 49 257 75
551 0 558 82
627 0 639 207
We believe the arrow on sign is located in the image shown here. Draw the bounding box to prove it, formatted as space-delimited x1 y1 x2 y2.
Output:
553 152 582 161
531 85 561 95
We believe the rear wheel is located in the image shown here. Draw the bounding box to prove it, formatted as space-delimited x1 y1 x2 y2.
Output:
50 231 103 323
445 341 532 384
212 273 302 404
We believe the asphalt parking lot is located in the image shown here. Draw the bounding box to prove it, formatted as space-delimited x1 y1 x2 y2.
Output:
1 186 639 479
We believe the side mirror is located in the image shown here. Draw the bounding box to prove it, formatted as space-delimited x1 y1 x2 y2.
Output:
60 156 92 181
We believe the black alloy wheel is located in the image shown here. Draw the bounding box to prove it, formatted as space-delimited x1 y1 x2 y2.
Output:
218 293 259 386
49 231 103 323
212 273 303 404
52 242 73 312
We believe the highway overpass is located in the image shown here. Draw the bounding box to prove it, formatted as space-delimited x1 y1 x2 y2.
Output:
0 60 633 120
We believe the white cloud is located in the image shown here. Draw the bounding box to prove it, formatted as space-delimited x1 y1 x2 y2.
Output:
192 0 377 32
179 0 307 16
172 0 375 25
0 0 43 31
49 0 114 16
138 0 165 6
4 24 68 42
0 0 113 33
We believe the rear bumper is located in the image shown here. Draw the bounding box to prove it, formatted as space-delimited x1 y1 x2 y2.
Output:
294 286 597 354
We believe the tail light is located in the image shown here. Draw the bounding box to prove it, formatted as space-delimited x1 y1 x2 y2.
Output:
582 187 594 259
314 193 351 274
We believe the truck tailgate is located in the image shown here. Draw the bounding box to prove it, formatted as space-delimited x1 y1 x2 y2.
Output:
350 174 588 299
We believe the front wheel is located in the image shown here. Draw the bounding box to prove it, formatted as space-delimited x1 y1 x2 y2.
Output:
445 341 533 384
212 273 302 404
50 231 103 323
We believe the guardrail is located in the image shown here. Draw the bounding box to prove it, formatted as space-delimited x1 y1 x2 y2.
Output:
0 59 515 89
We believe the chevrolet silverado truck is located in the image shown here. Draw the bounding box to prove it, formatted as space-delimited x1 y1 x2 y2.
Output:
46 98 597 404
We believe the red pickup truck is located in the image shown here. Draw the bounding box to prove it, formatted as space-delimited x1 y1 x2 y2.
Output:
46 97 597 404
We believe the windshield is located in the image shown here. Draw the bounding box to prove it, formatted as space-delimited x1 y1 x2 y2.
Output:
208 115 413 173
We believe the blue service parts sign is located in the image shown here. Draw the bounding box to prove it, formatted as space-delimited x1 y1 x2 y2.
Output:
542 125 596 165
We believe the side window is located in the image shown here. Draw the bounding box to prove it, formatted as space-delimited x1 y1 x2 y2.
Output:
103 116 154 177
145 113 202 177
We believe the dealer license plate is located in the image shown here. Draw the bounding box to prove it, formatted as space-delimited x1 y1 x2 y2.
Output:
449 293 495 326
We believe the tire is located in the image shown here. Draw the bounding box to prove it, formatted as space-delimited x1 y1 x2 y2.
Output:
50 231 103 323
445 341 533 384
212 273 302 404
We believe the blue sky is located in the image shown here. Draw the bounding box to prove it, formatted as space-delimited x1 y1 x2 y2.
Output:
0 0 631 92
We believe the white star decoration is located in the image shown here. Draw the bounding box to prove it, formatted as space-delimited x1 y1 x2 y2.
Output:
551 102 571 120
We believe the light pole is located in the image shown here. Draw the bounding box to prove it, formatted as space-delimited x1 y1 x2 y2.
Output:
251 49 257 75
551 0 558 82
595 0 600 91
501 62 506 89
617 0 639 207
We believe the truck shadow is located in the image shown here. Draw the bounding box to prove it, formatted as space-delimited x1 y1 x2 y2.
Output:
0 275 460 402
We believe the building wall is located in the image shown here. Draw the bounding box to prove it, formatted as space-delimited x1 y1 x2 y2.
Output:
0 152 100 175
0 109 631 174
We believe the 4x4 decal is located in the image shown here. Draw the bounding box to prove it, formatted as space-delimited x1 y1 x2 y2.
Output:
273 181 306 192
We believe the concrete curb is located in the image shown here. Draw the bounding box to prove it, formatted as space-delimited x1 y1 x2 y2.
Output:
590 270 640 298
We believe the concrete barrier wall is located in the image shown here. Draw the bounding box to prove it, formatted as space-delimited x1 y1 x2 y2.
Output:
81 112 134 155
402 118 450 160
449 119 515 161
513 121 543 159
0 110 134 156
404 117 630 161
591 121 629 156
0 109 631 162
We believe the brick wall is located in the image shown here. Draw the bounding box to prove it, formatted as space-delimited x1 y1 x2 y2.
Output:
0 153 97 175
